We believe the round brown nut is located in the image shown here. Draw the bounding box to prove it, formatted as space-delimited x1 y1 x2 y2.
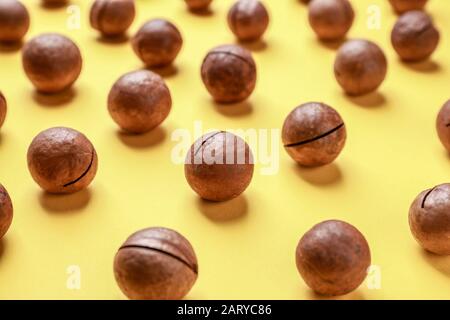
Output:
0 184 13 240
132 19 183 68
108 70 172 134
90 0 136 37
185 131 254 202
27 127 98 194
22 33 82 93
0 0 30 43
409 184 450 255
334 39 387 96
201 44 256 103
437 100 450 153
296 220 371 296
389 0 428 14
391 11 439 62
282 102 346 167
228 0 269 42
114 227 198 300
308 0 354 41
0 92 6 129
184 0 212 11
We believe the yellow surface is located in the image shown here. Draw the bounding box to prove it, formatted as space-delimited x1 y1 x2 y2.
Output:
0 0 449 300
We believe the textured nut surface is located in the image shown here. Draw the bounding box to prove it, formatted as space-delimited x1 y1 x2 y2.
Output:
108 70 172 134
308 0 354 41
228 0 269 42
184 0 212 10
185 131 254 201
0 92 6 129
296 220 371 296
90 0 135 37
201 44 256 103
132 19 183 68
114 227 198 300
22 33 82 93
389 0 428 14
282 102 346 167
0 184 13 240
437 100 450 153
27 127 98 194
0 0 30 42
409 184 450 255
334 39 387 96
391 11 439 62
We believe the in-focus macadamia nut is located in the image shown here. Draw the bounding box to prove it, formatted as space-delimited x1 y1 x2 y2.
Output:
184 0 212 11
185 131 254 202
228 0 269 42
282 102 346 167
90 0 136 37
437 100 450 153
409 184 450 255
0 184 13 240
389 0 428 14
0 92 6 129
27 127 98 194
0 0 30 43
296 220 371 296
114 227 198 300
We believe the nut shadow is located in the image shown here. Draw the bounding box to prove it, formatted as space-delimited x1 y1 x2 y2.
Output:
116 127 167 149
145 65 179 78
238 39 268 52
421 249 450 277
346 91 387 108
96 34 130 45
41 2 67 9
32 88 76 107
0 239 7 261
318 38 346 50
307 290 365 300
0 41 23 53
196 195 248 223
293 163 342 186
39 189 91 214
213 101 253 117
188 8 214 17
402 60 441 74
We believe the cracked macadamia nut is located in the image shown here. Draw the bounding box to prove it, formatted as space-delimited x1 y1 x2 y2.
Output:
282 102 346 167
185 131 254 202
389 0 428 14
22 33 82 93
296 220 371 296
0 92 6 129
184 0 212 11
409 184 450 255
0 184 13 240
0 0 30 43
391 11 439 62
108 70 172 134
90 0 136 37
437 100 450 153
114 227 198 300
308 0 354 41
228 0 269 42
201 44 256 103
132 19 183 68
27 127 98 194
334 39 387 96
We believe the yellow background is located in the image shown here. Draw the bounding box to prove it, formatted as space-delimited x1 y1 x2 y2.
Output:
0 0 449 300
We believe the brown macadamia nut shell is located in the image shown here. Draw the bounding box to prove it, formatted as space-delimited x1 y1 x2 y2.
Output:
90 0 136 37
184 0 212 11
308 0 354 41
114 227 198 300
296 220 371 296
27 127 98 194
437 100 450 153
185 131 254 202
409 184 450 255
389 0 428 14
391 11 439 62
0 92 6 129
0 184 13 240
282 102 346 167
228 0 269 42
334 39 387 96
201 44 257 103
132 19 183 68
22 33 82 93
108 70 172 134
0 0 30 43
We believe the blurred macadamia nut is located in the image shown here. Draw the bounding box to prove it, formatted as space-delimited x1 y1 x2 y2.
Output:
201 44 256 103
391 11 439 62
22 33 82 93
184 0 212 11
0 0 30 43
27 127 98 194
185 131 254 202
228 0 269 42
437 100 450 153
90 0 136 37
282 102 346 167
296 220 371 296
114 227 198 300
334 39 387 96
389 0 428 14
308 0 354 41
0 184 13 240
132 19 183 68
108 70 171 134
0 92 6 129
409 184 450 255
